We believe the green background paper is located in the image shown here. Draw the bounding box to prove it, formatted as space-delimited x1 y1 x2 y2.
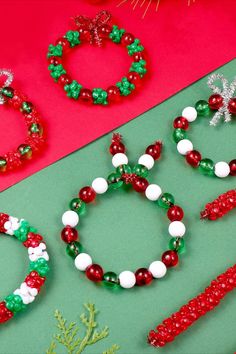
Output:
0 59 236 354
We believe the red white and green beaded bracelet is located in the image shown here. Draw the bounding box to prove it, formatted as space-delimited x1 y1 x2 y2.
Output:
0 213 49 324
47 11 147 106
60 134 187 290
172 74 236 178
0 69 45 173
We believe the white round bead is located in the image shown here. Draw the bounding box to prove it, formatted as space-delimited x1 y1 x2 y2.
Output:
214 161 230 178
149 261 167 278
138 154 154 170
177 139 193 155
119 271 136 289
112 153 128 168
145 184 162 201
168 221 186 237
92 177 108 194
62 210 79 227
182 106 197 122
74 253 92 271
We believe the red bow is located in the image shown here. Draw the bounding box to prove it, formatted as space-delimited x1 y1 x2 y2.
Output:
74 10 111 47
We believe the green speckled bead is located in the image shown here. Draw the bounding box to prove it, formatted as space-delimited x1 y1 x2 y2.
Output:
116 77 135 96
64 80 82 99
116 164 132 175
199 158 214 176
195 100 210 116
1 87 14 98
103 272 119 288
18 144 32 159
48 64 66 81
0 157 7 172
173 128 187 143
107 173 123 189
69 198 86 215
30 258 49 277
129 60 147 77
5 294 25 313
66 241 83 259
47 44 63 57
157 193 175 209
29 123 43 137
21 101 33 114
132 164 148 177
92 88 108 105
109 25 125 43
169 237 185 253
127 39 144 56
65 30 80 47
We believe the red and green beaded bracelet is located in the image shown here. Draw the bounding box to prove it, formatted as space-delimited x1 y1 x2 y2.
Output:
0 212 49 324
60 134 187 290
47 11 147 106
172 74 236 178
0 69 45 173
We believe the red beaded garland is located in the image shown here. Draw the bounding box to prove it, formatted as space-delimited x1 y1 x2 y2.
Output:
61 226 78 243
162 250 178 267
135 268 153 286
79 186 96 203
86 264 104 282
185 150 202 167
200 189 236 220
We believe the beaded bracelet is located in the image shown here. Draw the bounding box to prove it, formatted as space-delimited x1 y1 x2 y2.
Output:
172 74 236 178
201 189 236 220
0 213 49 324
0 69 45 173
60 134 187 290
47 11 147 106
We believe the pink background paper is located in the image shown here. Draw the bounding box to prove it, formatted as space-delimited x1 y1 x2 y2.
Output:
0 0 235 192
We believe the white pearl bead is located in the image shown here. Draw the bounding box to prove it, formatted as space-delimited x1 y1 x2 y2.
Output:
145 184 162 201
119 271 136 289
92 177 108 194
149 261 167 278
177 139 193 155
74 253 92 271
62 210 79 227
112 153 128 168
214 161 230 178
182 106 197 122
168 221 186 237
138 154 154 170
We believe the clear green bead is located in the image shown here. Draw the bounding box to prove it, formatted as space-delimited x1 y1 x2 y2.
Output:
21 101 33 113
173 129 187 143
116 164 132 175
157 193 175 209
69 198 86 215
169 237 185 253
66 242 83 259
199 158 214 176
29 123 43 137
132 164 149 177
1 87 14 98
103 271 119 288
107 173 123 189
195 100 210 116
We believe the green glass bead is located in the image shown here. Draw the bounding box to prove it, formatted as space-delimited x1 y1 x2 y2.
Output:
66 241 83 259
107 173 123 189
1 87 14 98
132 164 148 177
103 271 119 288
21 101 33 114
157 193 175 209
195 100 210 116
0 157 7 172
199 158 214 176
173 128 187 143
18 144 32 159
69 198 86 215
116 164 132 175
5 294 25 313
169 237 185 253
29 123 43 137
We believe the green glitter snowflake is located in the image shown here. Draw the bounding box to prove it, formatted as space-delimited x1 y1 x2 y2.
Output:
109 25 125 43
127 39 144 56
129 60 147 77
65 31 80 47
64 80 82 100
48 64 66 81
92 88 108 105
116 77 135 96
47 44 63 58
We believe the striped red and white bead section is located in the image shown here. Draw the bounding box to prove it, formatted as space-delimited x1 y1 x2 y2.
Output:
0 213 49 324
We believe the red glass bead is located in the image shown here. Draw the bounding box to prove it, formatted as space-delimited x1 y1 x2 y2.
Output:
0 302 13 323
173 117 189 130
78 28 91 41
99 24 112 38
133 52 145 62
107 86 121 103
127 72 142 88
167 205 184 221
208 94 223 110
186 150 202 167
79 88 93 103
48 56 62 66
56 37 70 52
25 271 46 291
58 74 71 87
79 186 96 203
61 226 78 243
145 142 162 160
121 33 135 45
23 232 43 248
109 142 125 155
132 177 149 193
135 268 153 286
86 264 104 282
162 250 178 267
0 213 9 232
228 98 236 114
229 159 236 176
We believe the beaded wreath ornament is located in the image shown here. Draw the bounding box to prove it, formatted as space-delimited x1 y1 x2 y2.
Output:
0 69 45 173
60 134 187 290
172 74 236 178
47 11 147 105
0 213 49 324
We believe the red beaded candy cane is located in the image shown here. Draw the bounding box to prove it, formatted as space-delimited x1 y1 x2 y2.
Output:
200 189 236 220
148 263 236 348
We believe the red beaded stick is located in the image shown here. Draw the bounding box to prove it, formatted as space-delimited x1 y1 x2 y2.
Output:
200 189 236 221
148 263 236 348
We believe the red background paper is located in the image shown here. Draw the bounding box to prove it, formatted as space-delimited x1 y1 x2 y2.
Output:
0 0 235 192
